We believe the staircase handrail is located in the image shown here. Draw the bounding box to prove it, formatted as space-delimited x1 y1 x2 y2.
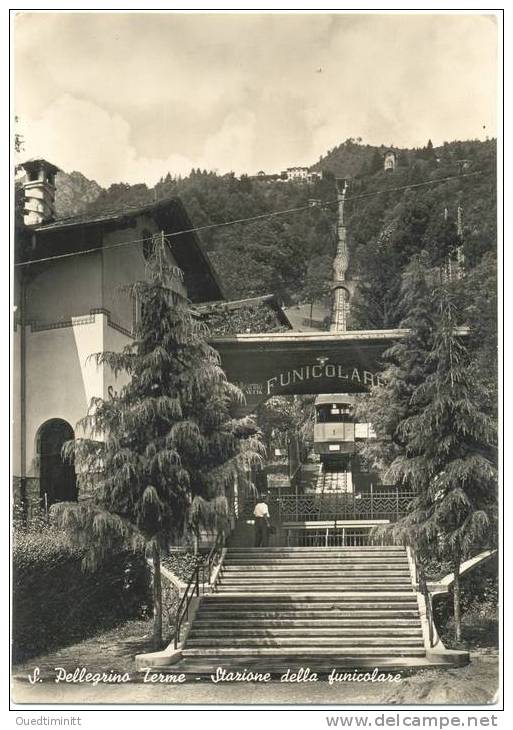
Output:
433 549 498 594
173 531 228 648
410 545 434 648
205 531 225 587
173 556 202 649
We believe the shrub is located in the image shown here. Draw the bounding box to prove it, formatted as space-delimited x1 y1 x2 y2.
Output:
12 528 151 662
12 499 50 534
162 550 200 583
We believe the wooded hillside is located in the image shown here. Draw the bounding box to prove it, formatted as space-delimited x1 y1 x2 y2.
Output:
54 138 496 329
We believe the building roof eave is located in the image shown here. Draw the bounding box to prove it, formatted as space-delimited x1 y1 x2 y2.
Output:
17 197 224 303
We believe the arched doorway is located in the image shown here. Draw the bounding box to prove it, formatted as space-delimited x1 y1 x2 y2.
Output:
37 419 77 507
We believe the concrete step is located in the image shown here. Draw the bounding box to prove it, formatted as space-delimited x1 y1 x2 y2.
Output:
220 571 411 578
181 647 426 657
225 552 407 561
226 549 407 555
193 617 421 627
202 595 418 606
216 585 414 593
225 551 406 558
221 567 411 575
226 547 406 552
224 553 409 560
215 585 414 593
185 636 424 647
196 610 421 621
219 575 411 584
188 627 423 638
222 564 410 572
224 558 409 565
226 547 407 553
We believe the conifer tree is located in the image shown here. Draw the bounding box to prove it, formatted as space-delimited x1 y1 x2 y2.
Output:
55 238 264 648
462 251 498 414
357 254 436 474
425 138 437 162
387 283 497 640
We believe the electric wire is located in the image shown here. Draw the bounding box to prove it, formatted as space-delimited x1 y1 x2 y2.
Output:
15 171 482 268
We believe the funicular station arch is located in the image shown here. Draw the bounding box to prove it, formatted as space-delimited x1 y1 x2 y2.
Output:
211 327 418 548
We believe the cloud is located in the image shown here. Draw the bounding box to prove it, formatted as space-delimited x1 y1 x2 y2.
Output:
202 110 257 174
15 13 498 186
20 94 259 185
20 95 152 185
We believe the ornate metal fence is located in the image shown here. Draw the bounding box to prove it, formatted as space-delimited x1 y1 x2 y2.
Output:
241 487 415 524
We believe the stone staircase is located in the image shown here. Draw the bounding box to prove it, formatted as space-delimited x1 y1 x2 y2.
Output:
181 546 425 662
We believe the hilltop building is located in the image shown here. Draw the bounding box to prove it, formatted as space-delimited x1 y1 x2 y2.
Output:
384 149 397 172
249 171 281 182
281 167 323 183
249 167 323 184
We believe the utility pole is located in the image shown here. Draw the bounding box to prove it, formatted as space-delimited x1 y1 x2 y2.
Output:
456 201 465 276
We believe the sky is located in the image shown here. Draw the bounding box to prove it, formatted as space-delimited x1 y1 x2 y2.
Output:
14 12 498 187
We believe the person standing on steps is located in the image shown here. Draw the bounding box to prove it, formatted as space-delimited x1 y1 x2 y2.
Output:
254 495 271 547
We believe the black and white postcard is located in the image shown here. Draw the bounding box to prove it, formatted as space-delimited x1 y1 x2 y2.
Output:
9 8 504 721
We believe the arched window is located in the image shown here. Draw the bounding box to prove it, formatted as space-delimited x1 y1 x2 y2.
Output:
37 419 77 507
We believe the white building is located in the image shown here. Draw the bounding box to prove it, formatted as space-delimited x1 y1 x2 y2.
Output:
13 159 223 512
282 167 323 183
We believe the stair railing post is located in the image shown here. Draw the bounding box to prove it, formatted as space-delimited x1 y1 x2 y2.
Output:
396 488 400 521
370 482 374 519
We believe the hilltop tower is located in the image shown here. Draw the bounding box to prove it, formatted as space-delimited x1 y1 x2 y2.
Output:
384 149 397 172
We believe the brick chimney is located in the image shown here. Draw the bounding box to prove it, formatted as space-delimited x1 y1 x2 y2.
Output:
20 159 60 226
